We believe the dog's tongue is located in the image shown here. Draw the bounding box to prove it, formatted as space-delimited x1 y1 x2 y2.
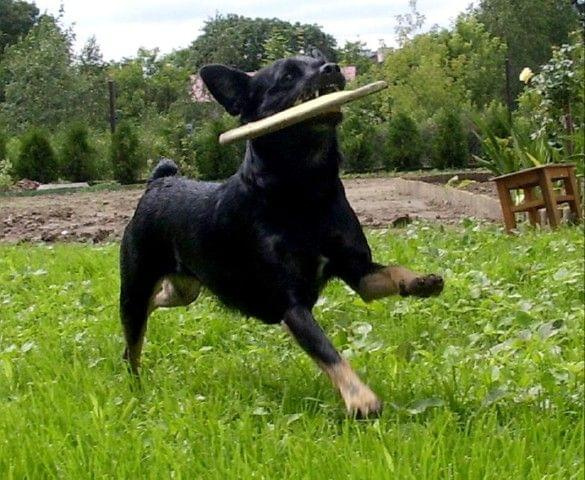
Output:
218 81 387 145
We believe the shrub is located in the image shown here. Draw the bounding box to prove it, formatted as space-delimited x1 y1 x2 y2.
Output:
0 159 12 191
153 116 199 178
432 109 468 169
193 114 243 180
14 129 58 182
385 112 423 170
0 130 6 161
60 123 97 182
339 106 376 173
473 117 562 175
110 121 144 184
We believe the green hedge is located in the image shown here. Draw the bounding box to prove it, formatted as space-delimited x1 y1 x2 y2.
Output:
14 129 58 183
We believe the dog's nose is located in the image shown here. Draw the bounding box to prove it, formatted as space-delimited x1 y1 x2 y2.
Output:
319 62 345 90
320 63 341 75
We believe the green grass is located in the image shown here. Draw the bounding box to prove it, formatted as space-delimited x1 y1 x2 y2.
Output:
0 223 583 479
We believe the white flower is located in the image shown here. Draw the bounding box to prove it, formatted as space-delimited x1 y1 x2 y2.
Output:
519 67 534 84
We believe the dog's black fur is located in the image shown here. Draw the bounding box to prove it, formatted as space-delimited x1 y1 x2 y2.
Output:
120 53 443 417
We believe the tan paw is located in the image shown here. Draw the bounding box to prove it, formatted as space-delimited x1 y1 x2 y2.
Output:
342 384 383 419
400 274 444 297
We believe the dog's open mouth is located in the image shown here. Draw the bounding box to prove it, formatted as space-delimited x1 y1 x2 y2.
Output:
293 83 344 107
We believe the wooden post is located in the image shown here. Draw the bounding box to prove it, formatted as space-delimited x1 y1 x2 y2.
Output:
108 80 117 134
504 57 513 122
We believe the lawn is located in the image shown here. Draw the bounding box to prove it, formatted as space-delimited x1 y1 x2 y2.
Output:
0 223 583 479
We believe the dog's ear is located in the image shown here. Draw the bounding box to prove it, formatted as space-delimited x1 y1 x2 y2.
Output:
199 65 250 116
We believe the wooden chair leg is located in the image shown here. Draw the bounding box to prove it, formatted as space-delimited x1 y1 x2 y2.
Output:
523 187 540 226
563 170 583 221
539 170 561 228
496 182 517 232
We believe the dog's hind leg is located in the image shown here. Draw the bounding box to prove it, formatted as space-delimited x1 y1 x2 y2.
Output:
283 306 382 418
120 272 201 375
120 264 161 375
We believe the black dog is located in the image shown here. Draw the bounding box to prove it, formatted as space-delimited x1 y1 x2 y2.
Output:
119 52 443 417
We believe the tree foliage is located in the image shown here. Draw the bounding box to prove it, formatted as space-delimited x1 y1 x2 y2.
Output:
0 0 39 55
193 113 243 180
15 128 58 182
1 16 77 131
475 0 579 101
338 41 372 75
385 112 423 170
60 123 97 182
185 14 337 71
432 109 468 169
108 48 191 121
110 121 144 184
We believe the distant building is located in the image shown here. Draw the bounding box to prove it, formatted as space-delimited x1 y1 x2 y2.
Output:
190 66 358 103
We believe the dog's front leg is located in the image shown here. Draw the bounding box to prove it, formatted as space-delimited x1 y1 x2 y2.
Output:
357 265 444 302
283 306 382 418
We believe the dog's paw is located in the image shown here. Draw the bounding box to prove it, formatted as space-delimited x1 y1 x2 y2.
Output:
399 274 444 298
343 386 383 419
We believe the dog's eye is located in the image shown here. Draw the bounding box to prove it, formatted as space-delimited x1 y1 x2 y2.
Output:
281 72 295 84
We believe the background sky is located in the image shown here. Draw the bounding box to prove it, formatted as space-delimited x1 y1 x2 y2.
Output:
32 0 475 61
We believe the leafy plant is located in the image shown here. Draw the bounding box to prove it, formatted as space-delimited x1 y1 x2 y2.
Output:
340 105 378 173
473 117 562 175
14 129 58 183
517 32 584 166
110 121 144 184
60 123 97 182
432 109 468 169
193 113 243 180
0 130 6 161
385 112 423 170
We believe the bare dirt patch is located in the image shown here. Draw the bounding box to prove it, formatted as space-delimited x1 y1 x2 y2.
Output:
0 177 498 244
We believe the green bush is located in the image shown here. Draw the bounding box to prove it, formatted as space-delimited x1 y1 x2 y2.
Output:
193 114 243 180
14 129 58 182
152 116 199 178
60 123 97 182
339 106 376 173
0 130 6 161
110 121 144 184
385 112 423 170
432 109 468 169
0 132 12 189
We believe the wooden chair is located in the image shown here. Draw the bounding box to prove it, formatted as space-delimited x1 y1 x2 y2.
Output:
493 164 583 232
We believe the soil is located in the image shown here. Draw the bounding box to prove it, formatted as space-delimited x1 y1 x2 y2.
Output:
0 176 498 244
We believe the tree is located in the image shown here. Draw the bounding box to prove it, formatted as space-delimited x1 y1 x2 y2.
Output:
263 26 297 64
108 48 190 121
379 33 466 122
432 109 468 169
394 0 425 47
1 16 77 132
14 128 58 182
184 14 337 72
60 123 97 181
338 41 373 75
385 112 423 170
110 121 144 184
76 36 108 127
475 0 579 101
0 0 39 55
443 15 507 108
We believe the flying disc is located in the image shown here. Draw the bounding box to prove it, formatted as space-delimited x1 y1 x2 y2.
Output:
218 81 388 145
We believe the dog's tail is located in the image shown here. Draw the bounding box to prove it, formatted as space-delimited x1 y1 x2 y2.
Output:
149 158 179 182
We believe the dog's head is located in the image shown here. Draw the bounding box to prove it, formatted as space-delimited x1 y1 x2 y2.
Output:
200 51 346 129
